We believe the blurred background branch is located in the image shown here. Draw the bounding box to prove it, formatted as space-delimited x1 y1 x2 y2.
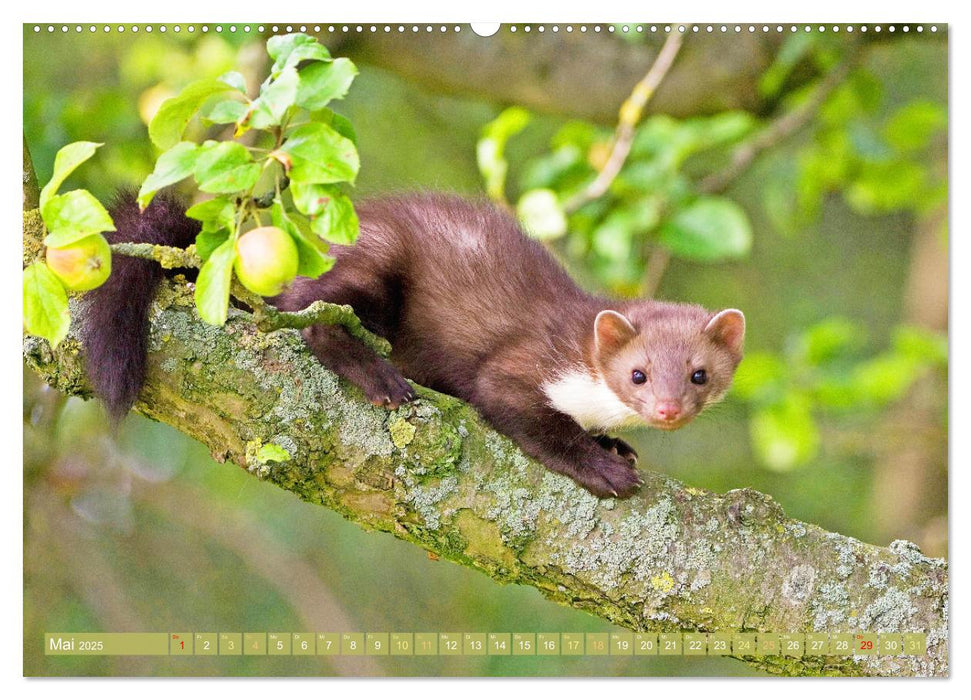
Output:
698 53 858 195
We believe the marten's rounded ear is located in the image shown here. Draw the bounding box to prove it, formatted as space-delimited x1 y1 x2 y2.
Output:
594 310 637 357
705 309 745 357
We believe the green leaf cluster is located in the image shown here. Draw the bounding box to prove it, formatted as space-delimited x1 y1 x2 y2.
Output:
477 108 756 293
137 33 361 326
733 317 947 471
24 142 115 347
763 46 947 237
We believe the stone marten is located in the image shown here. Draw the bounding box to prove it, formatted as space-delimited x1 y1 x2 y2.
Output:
84 191 745 498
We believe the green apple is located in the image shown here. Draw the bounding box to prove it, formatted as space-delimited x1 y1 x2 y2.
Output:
46 234 112 291
233 226 299 297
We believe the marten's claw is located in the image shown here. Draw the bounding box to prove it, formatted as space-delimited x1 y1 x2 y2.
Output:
578 451 642 499
363 361 415 410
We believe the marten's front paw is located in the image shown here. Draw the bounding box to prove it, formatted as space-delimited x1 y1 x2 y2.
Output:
578 451 643 499
363 362 416 409
593 435 638 466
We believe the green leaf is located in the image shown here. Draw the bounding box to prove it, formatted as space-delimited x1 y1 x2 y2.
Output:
519 145 585 191
137 141 200 209
308 108 357 144
812 375 860 411
551 121 599 151
592 199 662 261
482 105 532 142
850 353 923 406
296 58 358 110
203 99 249 125
218 71 248 94
477 139 506 200
758 33 818 98
280 122 359 184
186 195 236 232
884 101 947 152
516 189 568 240
247 66 300 129
270 200 334 278
656 197 752 262
730 352 787 402
149 78 236 150
193 141 262 194
821 70 883 125
845 161 927 213
799 317 867 365
194 238 236 326
256 443 291 462
686 111 756 149
42 190 116 247
267 33 331 75
750 394 820 472
195 229 230 261
592 214 634 262
319 109 357 144
39 141 102 209
309 191 360 245
477 106 531 201
290 183 359 245
295 234 335 278
23 262 70 348
630 115 698 167
616 161 672 193
290 181 332 217
795 147 845 219
893 326 947 368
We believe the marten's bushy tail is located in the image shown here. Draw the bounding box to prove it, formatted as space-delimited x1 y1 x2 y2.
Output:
83 190 199 422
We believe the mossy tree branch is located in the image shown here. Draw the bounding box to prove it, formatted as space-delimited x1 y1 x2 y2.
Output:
107 242 391 358
23 209 947 677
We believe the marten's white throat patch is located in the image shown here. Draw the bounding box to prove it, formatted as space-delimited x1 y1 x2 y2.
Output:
542 370 642 431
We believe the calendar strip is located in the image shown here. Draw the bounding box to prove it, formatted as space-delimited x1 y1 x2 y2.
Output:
44 632 928 657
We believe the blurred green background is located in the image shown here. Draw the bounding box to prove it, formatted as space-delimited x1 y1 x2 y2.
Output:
23 24 947 677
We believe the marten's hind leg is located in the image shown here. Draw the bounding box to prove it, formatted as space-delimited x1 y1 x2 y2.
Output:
302 324 414 408
274 261 414 409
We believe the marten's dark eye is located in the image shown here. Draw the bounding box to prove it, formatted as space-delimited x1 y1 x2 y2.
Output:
631 369 647 385
691 369 708 385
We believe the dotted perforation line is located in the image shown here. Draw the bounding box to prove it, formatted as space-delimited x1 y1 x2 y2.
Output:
31 24 945 35
29 24 465 34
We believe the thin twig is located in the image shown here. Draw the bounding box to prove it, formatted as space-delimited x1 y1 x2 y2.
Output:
110 242 203 269
641 55 857 296
566 28 689 213
640 247 671 299
698 58 855 195
259 299 391 358
230 282 391 357
110 242 391 357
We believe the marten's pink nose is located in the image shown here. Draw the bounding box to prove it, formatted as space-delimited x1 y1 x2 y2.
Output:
655 401 682 422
